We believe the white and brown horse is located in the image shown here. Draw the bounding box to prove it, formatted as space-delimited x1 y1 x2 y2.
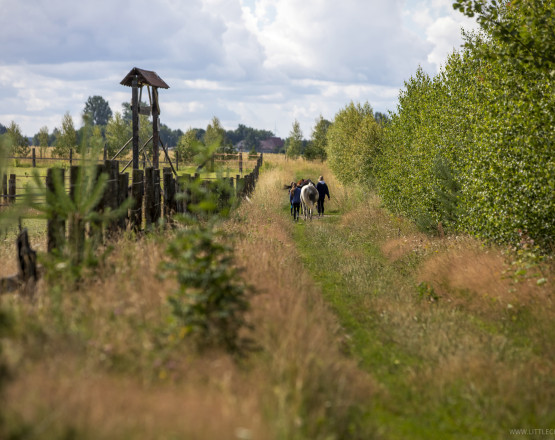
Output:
300 180 318 220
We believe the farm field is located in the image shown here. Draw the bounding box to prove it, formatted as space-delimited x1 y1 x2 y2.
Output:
0 155 553 439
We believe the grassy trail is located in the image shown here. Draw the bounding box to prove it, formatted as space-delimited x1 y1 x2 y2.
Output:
283 160 554 439
0 155 552 439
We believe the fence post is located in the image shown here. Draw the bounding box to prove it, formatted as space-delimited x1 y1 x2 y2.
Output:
239 153 243 174
103 144 107 161
89 163 105 243
32 148 36 168
2 174 7 204
69 148 73 166
131 169 144 231
176 151 179 171
153 168 161 223
46 168 65 252
163 168 174 220
69 166 85 260
104 160 119 234
145 167 154 227
118 172 129 230
8 174 16 204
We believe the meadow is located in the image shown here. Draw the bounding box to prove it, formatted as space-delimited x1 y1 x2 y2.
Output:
0 155 552 439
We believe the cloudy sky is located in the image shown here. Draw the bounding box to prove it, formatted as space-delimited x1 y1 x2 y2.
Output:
0 0 477 139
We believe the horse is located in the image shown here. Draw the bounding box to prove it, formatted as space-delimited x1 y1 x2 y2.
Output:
300 180 319 221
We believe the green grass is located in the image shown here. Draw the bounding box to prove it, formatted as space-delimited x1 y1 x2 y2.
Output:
286 179 554 439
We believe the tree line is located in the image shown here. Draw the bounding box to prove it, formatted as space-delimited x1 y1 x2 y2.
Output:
315 0 553 254
1 97 278 160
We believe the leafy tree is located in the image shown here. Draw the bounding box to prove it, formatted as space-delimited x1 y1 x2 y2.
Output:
205 117 233 153
305 115 330 161
375 21 554 252
6 121 29 157
0 123 6 135
91 125 103 151
37 126 49 157
326 102 382 185
54 112 76 157
177 128 200 164
49 128 59 147
226 124 273 151
84 95 113 126
121 100 148 122
105 112 131 157
286 120 303 159
453 0 555 72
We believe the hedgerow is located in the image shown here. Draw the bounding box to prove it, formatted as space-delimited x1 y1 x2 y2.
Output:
375 22 554 252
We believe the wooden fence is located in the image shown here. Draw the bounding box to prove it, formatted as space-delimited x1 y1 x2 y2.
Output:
1 154 263 253
7 147 260 174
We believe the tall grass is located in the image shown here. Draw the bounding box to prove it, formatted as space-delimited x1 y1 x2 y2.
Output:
286 158 554 439
0 154 376 439
1 154 551 439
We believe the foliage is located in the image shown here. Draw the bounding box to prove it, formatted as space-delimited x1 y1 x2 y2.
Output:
305 115 330 161
164 220 253 354
375 7 554 252
226 124 273 152
53 112 76 157
176 128 199 164
205 117 233 153
453 0 555 72
121 100 147 122
326 101 382 186
27 122 131 281
285 120 303 159
160 123 183 149
90 125 103 151
37 126 49 157
162 140 253 354
105 112 131 157
84 95 113 126
5 121 29 157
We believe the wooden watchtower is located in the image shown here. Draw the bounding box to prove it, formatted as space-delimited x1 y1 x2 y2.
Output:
120 67 170 170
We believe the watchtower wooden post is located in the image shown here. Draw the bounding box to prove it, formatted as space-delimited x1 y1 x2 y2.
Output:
132 75 139 170
120 67 169 173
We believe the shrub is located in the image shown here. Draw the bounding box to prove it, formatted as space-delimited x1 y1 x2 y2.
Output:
375 28 554 252
326 102 382 186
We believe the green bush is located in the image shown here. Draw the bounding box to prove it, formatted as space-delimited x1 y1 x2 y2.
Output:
326 102 382 186
375 25 554 252
164 219 254 354
162 142 254 354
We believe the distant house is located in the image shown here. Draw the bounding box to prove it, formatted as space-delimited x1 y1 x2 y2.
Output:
259 137 284 153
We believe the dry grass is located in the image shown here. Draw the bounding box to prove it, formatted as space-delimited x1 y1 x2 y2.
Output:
1 155 376 439
2 153 552 438
228 161 376 438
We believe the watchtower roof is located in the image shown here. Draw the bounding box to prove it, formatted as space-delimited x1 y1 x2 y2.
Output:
120 67 169 89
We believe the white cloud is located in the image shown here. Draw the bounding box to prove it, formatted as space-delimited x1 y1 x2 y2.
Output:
0 0 478 138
